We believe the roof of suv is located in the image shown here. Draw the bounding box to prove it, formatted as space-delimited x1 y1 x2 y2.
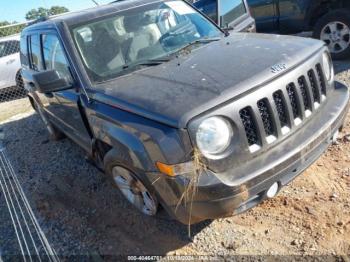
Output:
24 0 163 31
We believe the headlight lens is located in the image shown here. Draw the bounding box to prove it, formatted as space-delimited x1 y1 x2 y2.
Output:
322 52 333 82
196 116 232 156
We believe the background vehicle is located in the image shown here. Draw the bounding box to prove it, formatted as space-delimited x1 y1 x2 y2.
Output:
192 0 256 32
247 0 350 59
0 35 23 91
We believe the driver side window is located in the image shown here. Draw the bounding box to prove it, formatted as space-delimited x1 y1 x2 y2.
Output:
42 34 72 82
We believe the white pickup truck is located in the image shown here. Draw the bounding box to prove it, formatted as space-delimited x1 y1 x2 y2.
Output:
0 34 23 92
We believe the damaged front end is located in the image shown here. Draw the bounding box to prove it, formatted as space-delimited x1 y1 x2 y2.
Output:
150 49 350 225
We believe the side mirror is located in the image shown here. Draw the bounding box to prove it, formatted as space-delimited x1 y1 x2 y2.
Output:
32 70 72 93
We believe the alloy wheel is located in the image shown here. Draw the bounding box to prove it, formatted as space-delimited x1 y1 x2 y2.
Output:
112 166 157 216
320 21 350 54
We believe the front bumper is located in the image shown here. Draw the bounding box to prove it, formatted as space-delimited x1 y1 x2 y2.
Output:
150 81 349 225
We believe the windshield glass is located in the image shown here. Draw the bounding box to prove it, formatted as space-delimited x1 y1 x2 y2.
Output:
71 0 222 83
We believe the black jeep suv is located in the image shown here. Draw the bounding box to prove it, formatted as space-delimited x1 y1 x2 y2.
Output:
21 0 349 224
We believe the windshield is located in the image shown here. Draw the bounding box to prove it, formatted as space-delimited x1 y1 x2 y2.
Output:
71 0 222 83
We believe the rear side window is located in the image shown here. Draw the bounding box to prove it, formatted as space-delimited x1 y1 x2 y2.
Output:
29 34 43 71
42 34 72 81
20 35 29 67
0 40 20 58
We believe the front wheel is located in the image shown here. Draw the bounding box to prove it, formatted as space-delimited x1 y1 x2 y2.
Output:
313 10 350 60
111 166 158 216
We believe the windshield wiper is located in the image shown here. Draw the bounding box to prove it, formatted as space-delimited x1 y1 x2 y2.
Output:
176 37 221 54
122 58 171 70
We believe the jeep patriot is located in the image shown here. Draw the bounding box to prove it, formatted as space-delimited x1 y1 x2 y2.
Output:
20 0 349 224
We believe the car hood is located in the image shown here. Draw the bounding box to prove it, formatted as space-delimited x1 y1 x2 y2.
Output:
93 33 325 128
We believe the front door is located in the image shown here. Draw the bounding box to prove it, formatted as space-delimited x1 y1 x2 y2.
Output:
278 0 309 34
25 31 91 152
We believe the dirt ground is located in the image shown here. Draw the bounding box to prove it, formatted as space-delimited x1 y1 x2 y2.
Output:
0 61 349 258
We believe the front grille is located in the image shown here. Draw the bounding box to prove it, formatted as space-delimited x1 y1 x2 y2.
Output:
239 65 328 152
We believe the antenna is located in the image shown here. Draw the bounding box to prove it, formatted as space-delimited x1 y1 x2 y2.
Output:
91 0 100 6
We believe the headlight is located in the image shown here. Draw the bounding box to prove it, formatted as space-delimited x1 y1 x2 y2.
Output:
196 116 232 156
322 52 333 82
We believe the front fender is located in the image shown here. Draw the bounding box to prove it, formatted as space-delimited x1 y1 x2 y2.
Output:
85 100 193 172
89 113 155 171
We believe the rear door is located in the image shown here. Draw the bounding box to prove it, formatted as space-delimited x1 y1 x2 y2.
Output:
247 0 278 32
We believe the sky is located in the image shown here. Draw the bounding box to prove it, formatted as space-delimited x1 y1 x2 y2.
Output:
0 0 112 23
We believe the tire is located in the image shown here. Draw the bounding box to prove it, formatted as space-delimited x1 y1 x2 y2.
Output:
104 149 159 216
313 10 350 60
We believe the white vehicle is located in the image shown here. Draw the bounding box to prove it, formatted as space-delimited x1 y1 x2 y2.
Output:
0 34 22 90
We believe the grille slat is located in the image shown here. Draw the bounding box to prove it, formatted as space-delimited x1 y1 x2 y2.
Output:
257 99 275 137
298 76 312 112
239 107 260 147
273 91 289 128
316 64 327 96
308 69 321 103
286 83 301 119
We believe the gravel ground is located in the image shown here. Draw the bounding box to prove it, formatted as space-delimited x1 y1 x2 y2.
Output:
0 61 349 259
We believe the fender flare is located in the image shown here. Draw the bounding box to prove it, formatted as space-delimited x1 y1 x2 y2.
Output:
92 119 156 172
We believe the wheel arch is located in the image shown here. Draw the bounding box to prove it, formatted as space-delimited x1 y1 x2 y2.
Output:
91 118 156 173
308 1 350 29
15 69 22 81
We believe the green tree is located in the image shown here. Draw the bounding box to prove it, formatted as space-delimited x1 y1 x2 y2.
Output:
0 21 10 27
25 6 69 20
0 21 25 37
49 6 69 16
25 7 49 20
